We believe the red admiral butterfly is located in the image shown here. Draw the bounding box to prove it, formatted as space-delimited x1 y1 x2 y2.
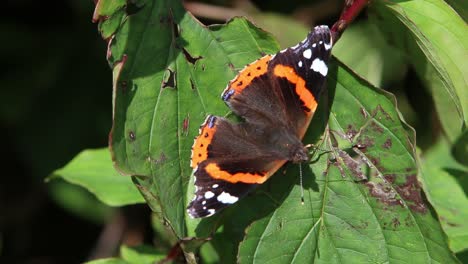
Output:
188 25 333 218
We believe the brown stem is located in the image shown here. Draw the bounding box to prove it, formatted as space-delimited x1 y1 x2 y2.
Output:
331 0 370 43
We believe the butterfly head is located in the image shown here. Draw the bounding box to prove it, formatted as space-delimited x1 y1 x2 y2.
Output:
290 145 309 164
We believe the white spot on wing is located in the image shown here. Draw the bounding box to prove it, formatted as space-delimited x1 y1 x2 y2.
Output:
212 184 219 188
202 200 206 205
204 191 215 199
303 49 312 59
298 61 303 67
311 58 328 76
324 42 332 50
207 209 216 216
312 43 317 48
217 192 239 204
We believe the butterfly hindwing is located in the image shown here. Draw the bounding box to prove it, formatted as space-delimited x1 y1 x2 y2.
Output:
188 115 286 218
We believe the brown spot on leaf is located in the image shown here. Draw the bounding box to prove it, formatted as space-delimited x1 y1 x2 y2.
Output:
228 63 235 70
370 121 384 134
346 124 358 140
339 150 367 181
384 174 396 184
153 152 167 165
349 220 369 230
332 159 346 178
182 114 190 136
369 157 380 166
395 175 427 214
364 181 403 207
182 48 202 64
360 107 368 118
372 105 393 121
404 215 414 227
383 138 392 149
391 218 401 229
356 136 374 149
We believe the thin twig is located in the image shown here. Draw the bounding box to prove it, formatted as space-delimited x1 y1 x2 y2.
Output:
331 0 370 43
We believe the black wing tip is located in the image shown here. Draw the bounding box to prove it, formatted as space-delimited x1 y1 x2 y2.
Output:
310 25 332 46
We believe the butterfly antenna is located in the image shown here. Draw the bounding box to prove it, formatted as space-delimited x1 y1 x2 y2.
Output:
299 163 305 205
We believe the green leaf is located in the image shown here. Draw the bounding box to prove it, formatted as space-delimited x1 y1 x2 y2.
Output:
93 0 126 18
50 148 145 206
98 9 126 40
106 0 278 238
420 140 468 252
120 245 166 264
237 59 457 263
370 0 468 141
333 21 406 87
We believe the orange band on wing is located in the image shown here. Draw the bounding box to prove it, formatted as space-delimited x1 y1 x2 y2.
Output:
273 65 318 115
191 119 216 169
205 163 267 184
229 55 272 94
204 159 288 184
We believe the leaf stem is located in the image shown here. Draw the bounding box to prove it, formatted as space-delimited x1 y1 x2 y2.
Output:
331 0 370 43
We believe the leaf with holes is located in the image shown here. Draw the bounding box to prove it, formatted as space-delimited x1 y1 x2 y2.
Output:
105 0 278 238
237 59 457 263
